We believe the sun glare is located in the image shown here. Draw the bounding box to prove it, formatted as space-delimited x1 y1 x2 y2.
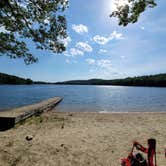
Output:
111 0 129 11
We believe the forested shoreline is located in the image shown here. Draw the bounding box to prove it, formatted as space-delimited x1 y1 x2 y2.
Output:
0 73 33 85
56 74 166 87
0 72 166 87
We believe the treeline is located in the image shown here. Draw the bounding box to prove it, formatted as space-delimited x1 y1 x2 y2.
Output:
1 72 166 87
0 73 54 85
56 73 166 87
0 73 33 85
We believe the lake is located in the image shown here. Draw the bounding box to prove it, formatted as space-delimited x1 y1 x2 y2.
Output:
0 85 166 112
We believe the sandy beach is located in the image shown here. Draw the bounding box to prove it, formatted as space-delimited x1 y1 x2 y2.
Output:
0 111 166 166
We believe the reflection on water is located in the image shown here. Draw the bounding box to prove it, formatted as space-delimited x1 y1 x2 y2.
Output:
0 85 166 112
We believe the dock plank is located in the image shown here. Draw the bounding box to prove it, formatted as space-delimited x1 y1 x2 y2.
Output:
0 97 62 130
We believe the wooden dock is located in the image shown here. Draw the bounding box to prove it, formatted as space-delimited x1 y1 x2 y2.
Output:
0 97 62 131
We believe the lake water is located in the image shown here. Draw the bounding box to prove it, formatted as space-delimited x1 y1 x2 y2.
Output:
0 85 166 112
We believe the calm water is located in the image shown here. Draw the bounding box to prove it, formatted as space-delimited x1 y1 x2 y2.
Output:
0 85 166 112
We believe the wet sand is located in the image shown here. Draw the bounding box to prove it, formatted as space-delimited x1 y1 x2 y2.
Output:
0 111 166 166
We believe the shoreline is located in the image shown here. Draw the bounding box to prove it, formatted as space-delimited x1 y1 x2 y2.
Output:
55 110 166 114
1 107 166 113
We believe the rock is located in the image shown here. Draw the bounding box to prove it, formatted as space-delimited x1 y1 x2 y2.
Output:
25 135 33 141
68 113 73 116
60 144 64 147
61 122 64 129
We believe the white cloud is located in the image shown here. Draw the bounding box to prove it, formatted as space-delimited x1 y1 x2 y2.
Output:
85 58 126 79
111 31 123 40
65 48 84 57
61 36 71 47
86 58 112 70
99 49 108 54
93 31 123 45
93 35 110 45
72 24 88 34
64 41 92 57
97 59 112 69
86 58 95 65
86 58 122 79
70 48 84 56
76 42 93 52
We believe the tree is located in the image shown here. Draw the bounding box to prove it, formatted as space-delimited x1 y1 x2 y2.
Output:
0 1 157 64
0 0 68 64
110 0 156 26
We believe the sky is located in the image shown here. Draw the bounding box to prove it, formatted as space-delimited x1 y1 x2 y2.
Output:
0 0 166 82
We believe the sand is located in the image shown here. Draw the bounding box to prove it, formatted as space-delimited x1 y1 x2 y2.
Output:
0 111 166 166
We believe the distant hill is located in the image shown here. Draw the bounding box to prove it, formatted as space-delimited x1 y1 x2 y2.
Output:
1 72 166 87
0 73 33 85
56 73 166 87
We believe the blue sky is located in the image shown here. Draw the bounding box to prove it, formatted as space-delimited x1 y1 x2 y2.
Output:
0 0 166 82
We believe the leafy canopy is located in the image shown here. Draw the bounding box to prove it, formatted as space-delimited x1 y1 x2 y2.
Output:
110 0 157 26
0 0 157 64
0 0 68 64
